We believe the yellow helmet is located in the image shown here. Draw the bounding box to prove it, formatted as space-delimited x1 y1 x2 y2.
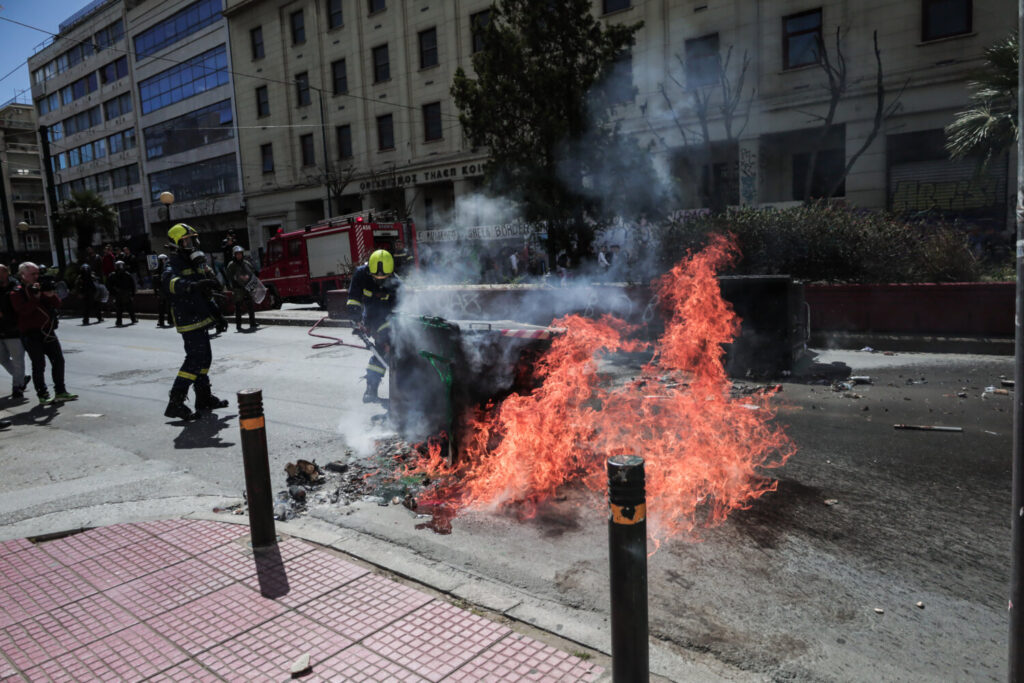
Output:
168 223 199 246
368 249 394 276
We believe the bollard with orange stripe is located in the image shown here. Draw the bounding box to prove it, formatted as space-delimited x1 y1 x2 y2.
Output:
238 389 277 548
607 455 649 683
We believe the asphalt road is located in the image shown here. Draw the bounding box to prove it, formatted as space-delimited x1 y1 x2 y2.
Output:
0 318 1014 682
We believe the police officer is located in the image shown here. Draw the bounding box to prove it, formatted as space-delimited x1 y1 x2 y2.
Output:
347 249 400 403
108 260 137 326
162 223 229 420
77 263 102 325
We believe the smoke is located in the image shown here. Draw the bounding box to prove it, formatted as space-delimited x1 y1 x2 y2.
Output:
336 408 389 461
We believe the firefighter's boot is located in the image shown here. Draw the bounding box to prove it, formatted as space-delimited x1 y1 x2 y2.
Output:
362 375 381 404
164 390 196 420
194 383 229 412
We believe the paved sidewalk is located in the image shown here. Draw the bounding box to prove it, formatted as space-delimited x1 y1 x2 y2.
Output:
0 519 605 682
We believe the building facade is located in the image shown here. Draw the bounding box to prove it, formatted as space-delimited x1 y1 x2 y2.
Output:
223 0 1014 254
28 0 245 261
0 102 49 262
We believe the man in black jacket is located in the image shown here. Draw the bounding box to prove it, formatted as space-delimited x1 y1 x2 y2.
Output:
0 264 27 399
162 223 230 420
77 263 103 325
108 260 138 326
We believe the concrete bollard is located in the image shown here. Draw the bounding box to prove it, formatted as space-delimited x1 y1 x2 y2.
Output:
607 454 649 682
238 389 276 548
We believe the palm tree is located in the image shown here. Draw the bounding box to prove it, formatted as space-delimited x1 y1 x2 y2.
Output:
945 32 1018 167
55 190 117 262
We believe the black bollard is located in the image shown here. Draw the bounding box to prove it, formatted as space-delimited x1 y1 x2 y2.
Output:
238 389 276 548
607 455 649 683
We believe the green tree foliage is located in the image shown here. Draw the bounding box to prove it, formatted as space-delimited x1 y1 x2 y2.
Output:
657 205 981 284
55 190 117 261
451 0 648 255
945 32 1018 167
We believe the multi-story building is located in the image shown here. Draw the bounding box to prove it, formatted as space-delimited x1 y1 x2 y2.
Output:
27 0 245 261
225 0 1014 255
0 101 49 262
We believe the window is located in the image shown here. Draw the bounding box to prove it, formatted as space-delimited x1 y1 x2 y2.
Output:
261 143 274 173
604 51 634 104
793 148 845 200
291 10 306 45
144 99 233 160
783 9 822 69
419 28 438 68
100 56 128 84
328 0 344 28
922 0 972 41
256 86 270 117
300 134 315 166
372 44 390 82
337 124 352 159
368 0 386 13
251 26 265 59
95 19 124 51
138 44 229 114
296 72 311 106
331 59 348 94
423 102 442 141
602 0 631 13
470 10 490 53
133 0 222 60
685 34 720 87
148 154 238 202
104 93 133 120
377 114 394 150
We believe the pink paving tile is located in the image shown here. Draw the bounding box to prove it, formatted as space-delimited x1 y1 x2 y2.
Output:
197 610 354 680
237 546 370 606
447 632 605 682
72 536 192 590
138 519 249 556
146 658 225 682
38 524 155 566
1 652 18 679
146 583 287 655
0 539 33 555
0 673 25 683
362 601 513 682
26 623 187 681
0 593 137 671
105 556 235 620
306 644 428 682
0 565 98 629
0 548 64 588
297 573 434 641
195 538 315 581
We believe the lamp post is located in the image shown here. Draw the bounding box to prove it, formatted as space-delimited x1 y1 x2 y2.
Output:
16 221 29 260
159 191 175 226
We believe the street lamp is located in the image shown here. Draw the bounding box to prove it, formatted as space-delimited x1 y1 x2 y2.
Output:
159 191 175 225
16 221 29 255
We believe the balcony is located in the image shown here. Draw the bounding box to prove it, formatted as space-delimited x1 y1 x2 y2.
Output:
12 193 45 203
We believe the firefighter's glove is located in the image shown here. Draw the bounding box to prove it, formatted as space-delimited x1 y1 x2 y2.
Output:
195 278 221 295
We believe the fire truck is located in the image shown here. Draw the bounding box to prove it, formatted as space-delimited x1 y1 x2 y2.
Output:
258 210 417 308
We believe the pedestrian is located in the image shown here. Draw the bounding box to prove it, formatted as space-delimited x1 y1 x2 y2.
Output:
0 264 28 399
346 249 401 403
162 223 229 420
100 244 116 282
225 245 258 332
11 262 78 405
153 253 171 327
76 263 103 325
108 260 138 326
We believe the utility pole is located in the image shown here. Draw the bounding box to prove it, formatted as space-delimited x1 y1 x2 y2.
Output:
38 124 65 273
1010 2 1024 678
318 87 334 217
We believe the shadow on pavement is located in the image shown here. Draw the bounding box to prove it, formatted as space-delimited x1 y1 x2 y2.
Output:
1 398 59 426
253 543 290 598
172 412 236 449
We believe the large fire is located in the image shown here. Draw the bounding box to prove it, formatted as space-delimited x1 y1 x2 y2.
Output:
406 235 795 545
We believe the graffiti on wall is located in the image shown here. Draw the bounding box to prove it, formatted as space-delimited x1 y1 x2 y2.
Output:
739 147 758 205
890 177 1001 213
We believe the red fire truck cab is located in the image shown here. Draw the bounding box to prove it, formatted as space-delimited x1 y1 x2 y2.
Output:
259 210 417 308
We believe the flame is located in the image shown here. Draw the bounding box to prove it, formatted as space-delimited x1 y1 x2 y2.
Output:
408 235 795 544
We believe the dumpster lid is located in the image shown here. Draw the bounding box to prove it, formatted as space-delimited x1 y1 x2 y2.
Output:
454 319 566 339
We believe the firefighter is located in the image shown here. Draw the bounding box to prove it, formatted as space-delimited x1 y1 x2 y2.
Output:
226 245 258 332
162 223 229 420
347 249 400 403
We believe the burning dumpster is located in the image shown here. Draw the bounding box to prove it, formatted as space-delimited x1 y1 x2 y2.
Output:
387 314 562 457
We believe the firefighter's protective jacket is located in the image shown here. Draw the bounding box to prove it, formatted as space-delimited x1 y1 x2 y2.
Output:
346 264 400 333
162 253 215 333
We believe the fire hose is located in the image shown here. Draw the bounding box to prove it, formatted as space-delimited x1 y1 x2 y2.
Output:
307 316 389 370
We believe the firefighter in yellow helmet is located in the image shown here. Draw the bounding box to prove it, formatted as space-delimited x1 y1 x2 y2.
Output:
346 249 400 403
161 223 229 420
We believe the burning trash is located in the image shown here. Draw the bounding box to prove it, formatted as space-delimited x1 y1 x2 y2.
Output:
388 235 796 546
